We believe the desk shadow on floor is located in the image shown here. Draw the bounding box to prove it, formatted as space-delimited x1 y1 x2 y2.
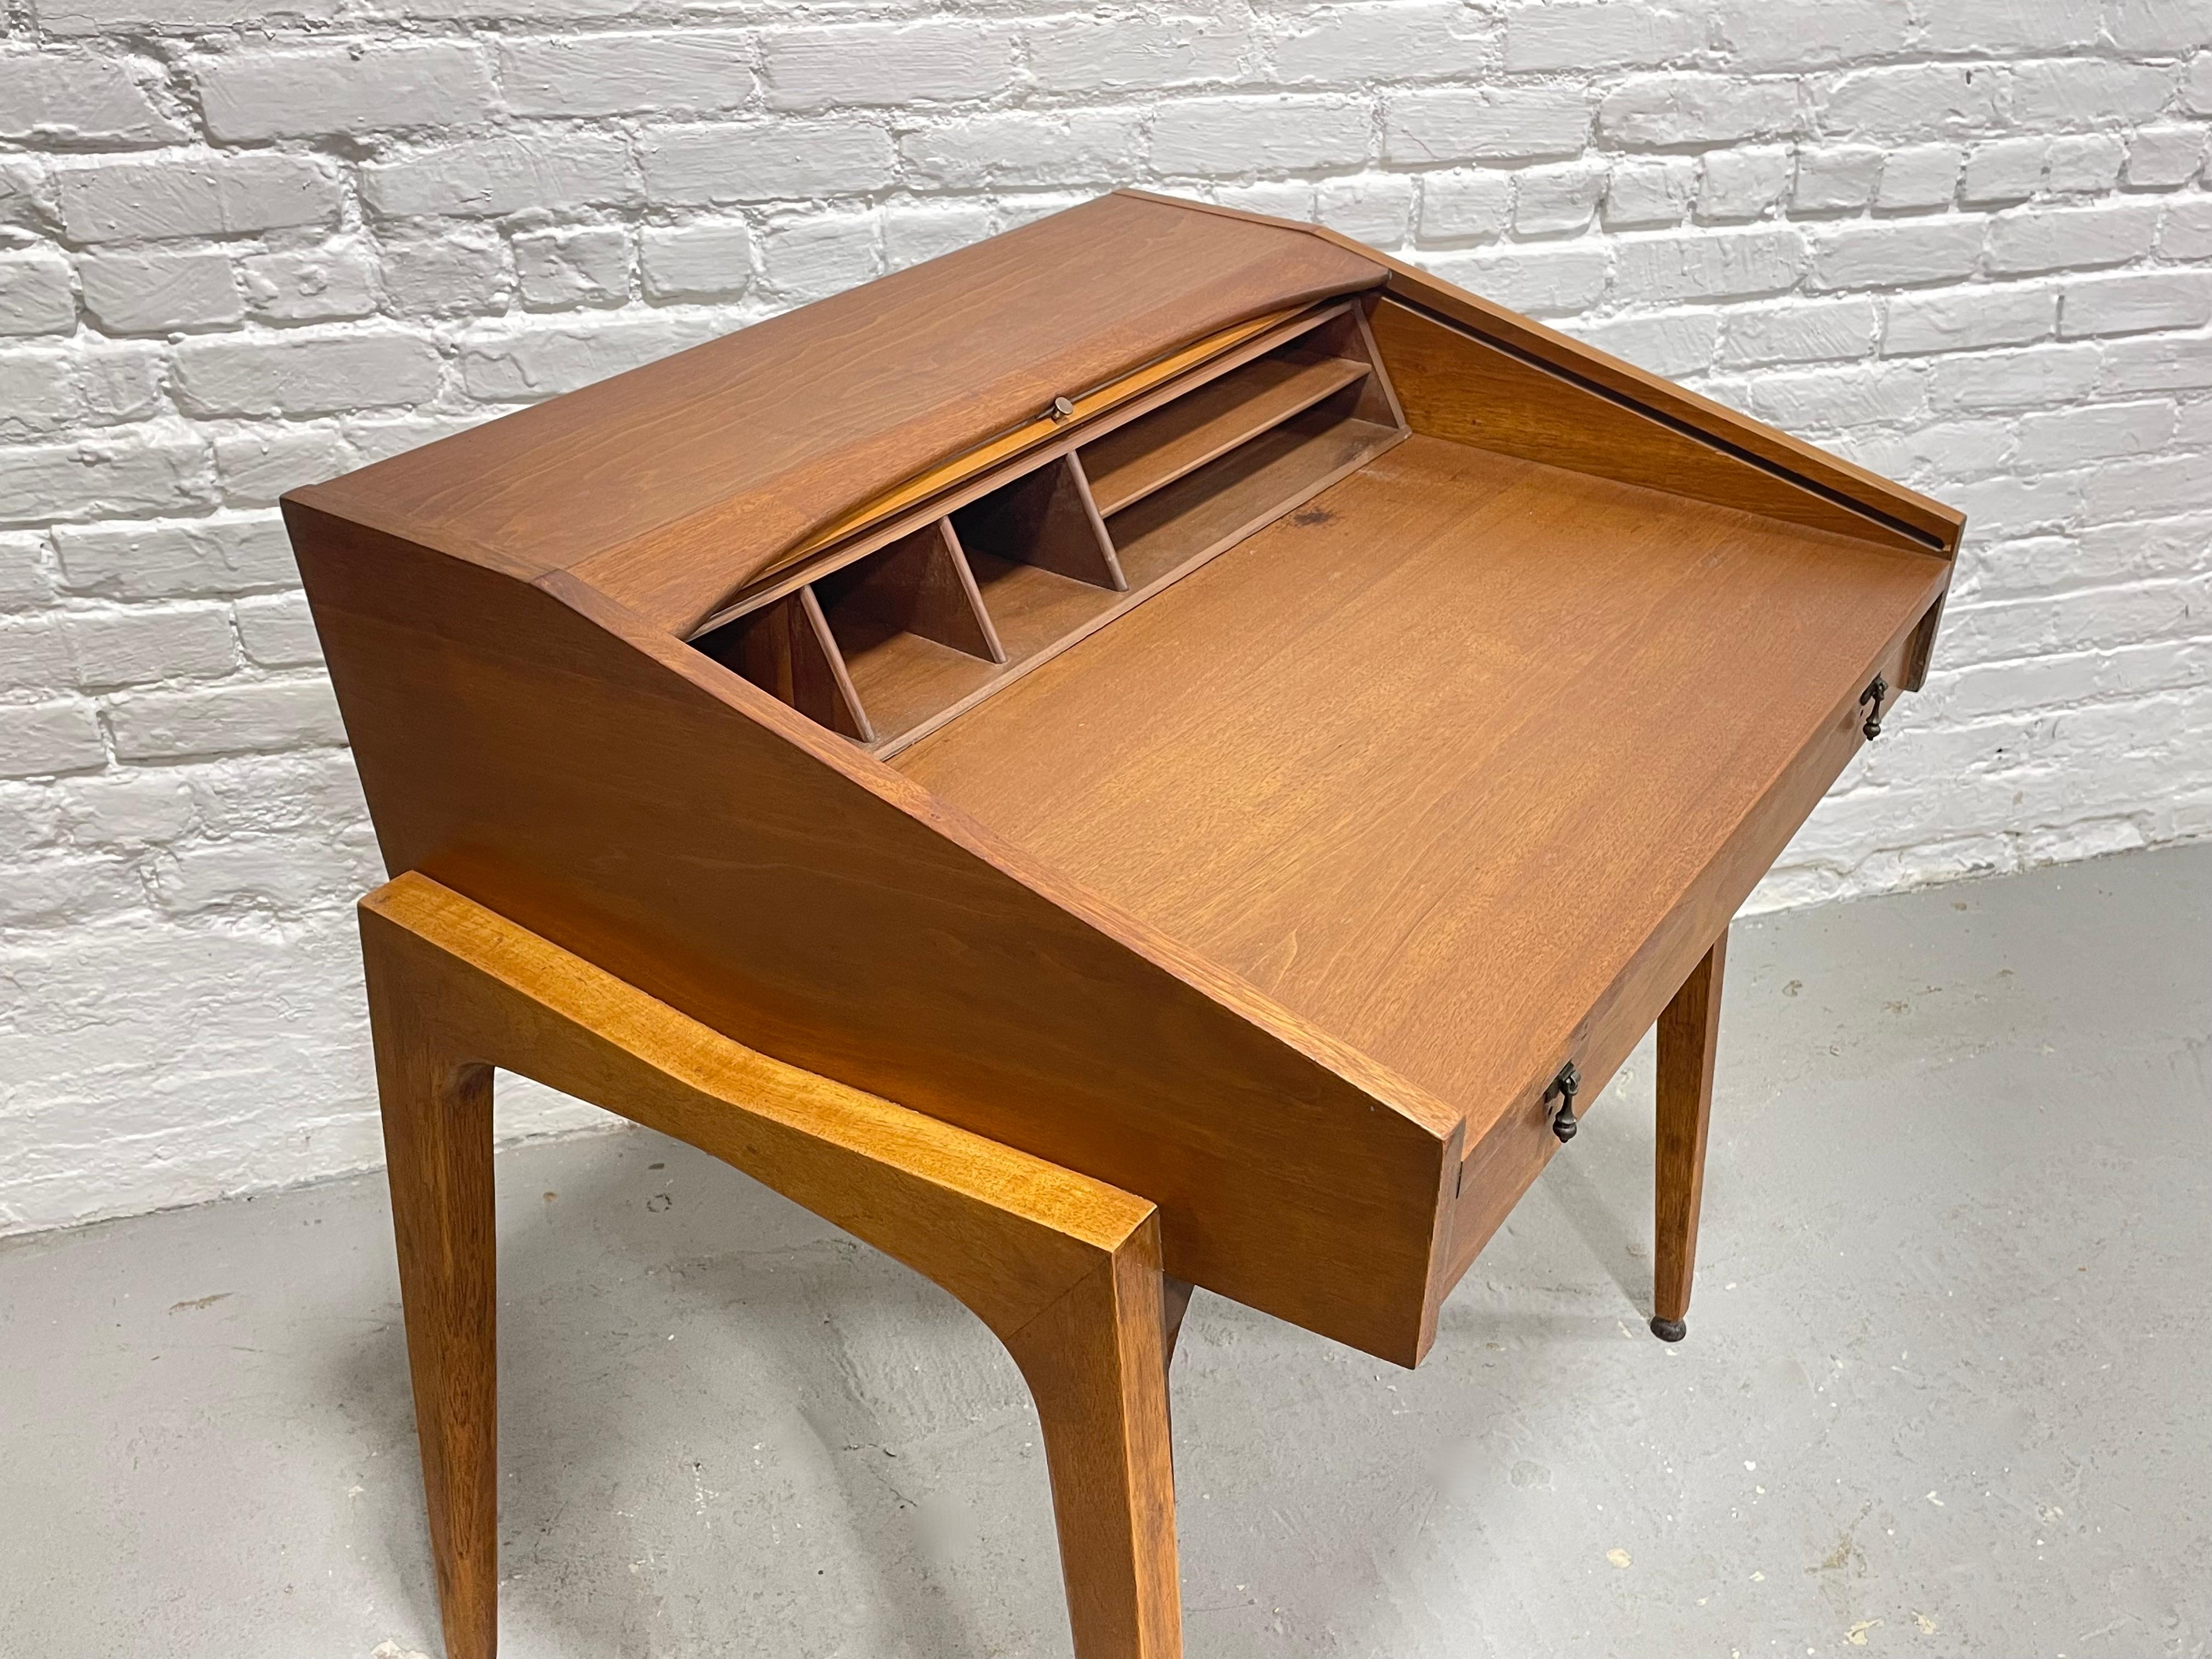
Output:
328 1072 1666 1659
1171 1065 1668 1655
328 1124 1067 1659
1533 1131 1654 1316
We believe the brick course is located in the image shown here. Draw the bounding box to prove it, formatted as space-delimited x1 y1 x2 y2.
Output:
0 3 2207 1235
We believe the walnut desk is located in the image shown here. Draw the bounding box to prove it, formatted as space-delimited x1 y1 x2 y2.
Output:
287 190 1963 1658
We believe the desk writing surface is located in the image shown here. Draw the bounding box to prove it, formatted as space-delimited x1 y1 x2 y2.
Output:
898 435 1949 1133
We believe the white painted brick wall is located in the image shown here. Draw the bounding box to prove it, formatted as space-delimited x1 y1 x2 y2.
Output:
2 1 2208 1238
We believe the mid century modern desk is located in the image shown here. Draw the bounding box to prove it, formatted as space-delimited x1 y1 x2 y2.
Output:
287 189 1962 1658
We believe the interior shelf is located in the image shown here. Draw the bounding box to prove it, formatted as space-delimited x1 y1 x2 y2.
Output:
1082 348 1372 517
963 551 1124 664
695 298 1410 756
698 589 874 744
836 629 1003 744
1109 394 1399 589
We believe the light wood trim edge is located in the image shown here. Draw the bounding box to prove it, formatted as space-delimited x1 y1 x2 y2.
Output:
364 869 1158 1323
772 304 1315 568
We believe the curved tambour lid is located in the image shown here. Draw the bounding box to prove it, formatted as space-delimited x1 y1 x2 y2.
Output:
295 191 1386 635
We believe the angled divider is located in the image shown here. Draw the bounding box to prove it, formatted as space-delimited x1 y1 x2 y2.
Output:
696 300 1410 757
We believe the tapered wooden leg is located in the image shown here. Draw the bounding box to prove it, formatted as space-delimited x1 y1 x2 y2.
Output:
1652 927 1727 1343
359 872 1186 1659
1001 1252 1183 1659
364 948 499 1659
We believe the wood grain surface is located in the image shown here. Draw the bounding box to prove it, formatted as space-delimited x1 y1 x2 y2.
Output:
774 304 1313 573
695 340 1409 760
815 519 1002 665
954 454 1126 591
1082 348 1372 515
291 498 1463 1366
1107 398 1400 588
1444 590 1928 1286
291 188 1965 1384
1116 188 1965 556
1372 298 1932 552
896 437 1949 1233
681 299 1365 639
702 590 872 743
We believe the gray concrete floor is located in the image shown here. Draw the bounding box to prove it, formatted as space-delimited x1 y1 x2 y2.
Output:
4 843 2209 1659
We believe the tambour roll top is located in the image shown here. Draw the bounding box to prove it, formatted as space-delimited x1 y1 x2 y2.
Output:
300 193 1386 634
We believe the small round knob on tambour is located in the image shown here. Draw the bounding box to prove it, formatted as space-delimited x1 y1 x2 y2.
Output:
1048 394 1076 421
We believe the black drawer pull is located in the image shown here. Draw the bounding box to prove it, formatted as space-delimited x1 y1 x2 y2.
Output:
1859 675 1888 741
1545 1061 1582 1143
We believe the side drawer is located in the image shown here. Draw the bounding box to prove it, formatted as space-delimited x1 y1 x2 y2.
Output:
1441 602 1932 1288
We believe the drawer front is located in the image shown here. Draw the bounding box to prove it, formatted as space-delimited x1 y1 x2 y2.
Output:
1441 605 1931 1289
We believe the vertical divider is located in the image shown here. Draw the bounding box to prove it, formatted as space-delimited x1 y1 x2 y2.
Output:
932 518 1009 663
956 455 1127 592
814 520 1006 666
1347 305 1407 432
1318 304 1406 433
796 587 876 744
1062 451 1128 585
702 591 869 743
693 299 1410 752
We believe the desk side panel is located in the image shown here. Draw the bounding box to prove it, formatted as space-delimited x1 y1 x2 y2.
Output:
1113 191 1964 556
286 501 1457 1366
1372 298 1936 555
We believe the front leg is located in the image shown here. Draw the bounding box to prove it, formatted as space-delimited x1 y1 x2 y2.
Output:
1002 1245 1183 1659
363 937 499 1659
360 872 1184 1659
1652 927 1727 1342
